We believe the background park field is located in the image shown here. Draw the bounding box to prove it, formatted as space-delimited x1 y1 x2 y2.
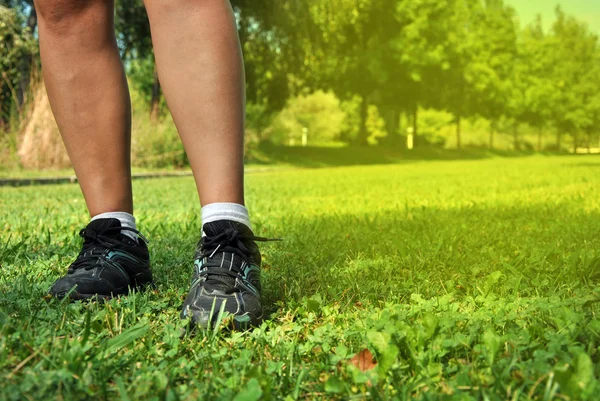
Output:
2 155 600 400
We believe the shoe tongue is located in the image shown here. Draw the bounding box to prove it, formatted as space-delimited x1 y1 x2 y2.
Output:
86 218 122 234
203 220 251 237
201 220 252 293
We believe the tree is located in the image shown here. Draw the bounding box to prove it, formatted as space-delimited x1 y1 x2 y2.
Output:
114 0 158 117
437 0 483 149
509 17 556 151
0 4 37 130
393 0 457 147
473 0 517 150
548 8 599 151
236 3 291 113
319 0 401 145
275 0 401 145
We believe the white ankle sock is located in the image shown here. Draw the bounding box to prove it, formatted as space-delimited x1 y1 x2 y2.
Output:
201 202 252 230
91 211 138 241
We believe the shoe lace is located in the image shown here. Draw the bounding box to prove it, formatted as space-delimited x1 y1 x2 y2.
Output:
199 228 281 291
69 226 148 272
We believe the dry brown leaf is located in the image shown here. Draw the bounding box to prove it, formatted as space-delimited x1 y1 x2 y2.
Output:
347 348 377 372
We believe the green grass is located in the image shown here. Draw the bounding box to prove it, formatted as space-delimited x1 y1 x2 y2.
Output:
1 155 600 400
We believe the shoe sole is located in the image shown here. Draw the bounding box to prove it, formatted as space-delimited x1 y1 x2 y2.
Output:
52 280 156 301
181 308 263 334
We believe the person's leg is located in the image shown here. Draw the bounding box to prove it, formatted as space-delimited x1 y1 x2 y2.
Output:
35 0 152 299
35 0 133 216
143 0 245 206
143 0 264 329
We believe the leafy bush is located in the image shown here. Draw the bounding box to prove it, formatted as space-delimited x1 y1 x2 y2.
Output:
416 108 454 147
130 86 187 168
366 105 387 145
269 91 346 145
245 101 274 157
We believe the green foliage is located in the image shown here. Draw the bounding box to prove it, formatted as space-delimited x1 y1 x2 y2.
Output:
269 91 346 145
414 108 454 147
0 5 36 128
549 9 600 148
339 96 362 143
129 86 186 168
128 56 159 108
248 0 600 150
114 0 152 60
365 105 387 145
264 92 389 147
245 101 274 155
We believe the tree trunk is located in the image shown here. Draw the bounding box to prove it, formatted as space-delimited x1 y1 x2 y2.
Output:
573 132 578 154
537 126 543 152
358 95 369 145
556 126 561 151
587 132 591 153
382 106 399 141
412 105 418 148
513 123 519 150
150 68 161 121
489 128 494 150
456 115 461 150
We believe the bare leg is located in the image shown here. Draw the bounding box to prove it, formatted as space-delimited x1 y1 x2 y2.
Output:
34 0 133 216
143 0 245 206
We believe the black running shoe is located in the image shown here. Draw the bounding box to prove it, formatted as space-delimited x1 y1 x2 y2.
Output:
181 220 277 330
48 218 153 300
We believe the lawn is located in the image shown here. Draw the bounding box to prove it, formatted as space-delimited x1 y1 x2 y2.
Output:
1 155 599 400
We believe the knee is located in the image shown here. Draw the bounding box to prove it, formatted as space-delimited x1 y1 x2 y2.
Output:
34 0 110 35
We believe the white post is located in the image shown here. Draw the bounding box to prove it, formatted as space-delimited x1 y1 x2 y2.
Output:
302 127 308 147
407 127 414 150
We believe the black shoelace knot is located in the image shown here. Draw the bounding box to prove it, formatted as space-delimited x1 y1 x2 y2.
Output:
68 226 145 272
198 228 281 291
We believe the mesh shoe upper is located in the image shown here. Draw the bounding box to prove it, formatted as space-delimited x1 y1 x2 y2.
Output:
49 218 152 299
181 220 272 329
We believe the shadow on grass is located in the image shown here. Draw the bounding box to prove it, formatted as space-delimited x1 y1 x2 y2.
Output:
255 204 600 316
3 203 599 320
249 142 569 168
